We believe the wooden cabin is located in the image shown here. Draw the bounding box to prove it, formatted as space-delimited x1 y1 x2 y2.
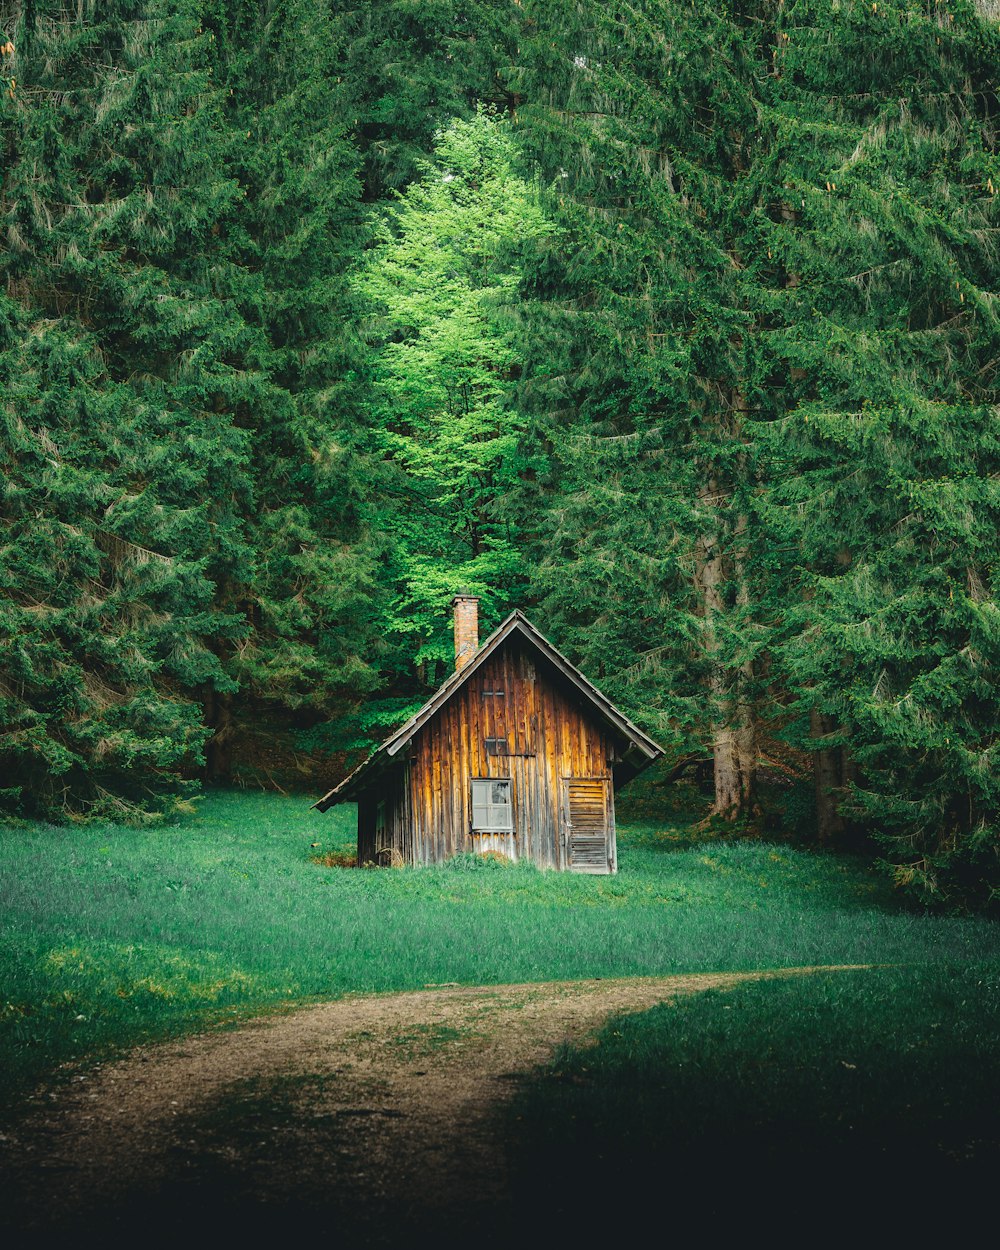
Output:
314 598 663 873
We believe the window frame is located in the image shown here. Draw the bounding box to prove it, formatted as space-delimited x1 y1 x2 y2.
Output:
470 777 514 833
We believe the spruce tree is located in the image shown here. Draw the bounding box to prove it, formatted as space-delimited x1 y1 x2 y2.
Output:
332 1 522 199
748 0 1000 905
1 0 248 815
511 0 766 815
199 0 388 774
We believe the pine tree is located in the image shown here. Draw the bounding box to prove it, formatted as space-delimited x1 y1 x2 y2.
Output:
513 0 1000 872
0 1 253 815
748 0 1000 905
511 0 766 814
332 0 523 199
198 0 389 775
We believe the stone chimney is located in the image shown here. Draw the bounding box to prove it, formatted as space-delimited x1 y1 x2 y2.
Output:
451 595 480 671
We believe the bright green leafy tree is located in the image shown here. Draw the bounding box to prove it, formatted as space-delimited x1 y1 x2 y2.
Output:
357 107 553 684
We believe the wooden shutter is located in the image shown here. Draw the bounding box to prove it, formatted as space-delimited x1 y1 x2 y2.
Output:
564 779 610 872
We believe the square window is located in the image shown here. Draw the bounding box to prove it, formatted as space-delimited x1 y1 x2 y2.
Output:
471 778 513 832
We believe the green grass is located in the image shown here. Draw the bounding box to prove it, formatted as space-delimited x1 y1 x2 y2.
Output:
507 965 1000 1237
2 789 999 1123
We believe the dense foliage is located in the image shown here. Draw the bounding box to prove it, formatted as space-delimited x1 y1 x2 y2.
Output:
357 108 552 677
1 1 997 908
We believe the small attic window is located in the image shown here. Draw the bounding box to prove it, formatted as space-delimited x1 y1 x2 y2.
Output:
471 779 513 832
482 688 505 699
484 737 508 757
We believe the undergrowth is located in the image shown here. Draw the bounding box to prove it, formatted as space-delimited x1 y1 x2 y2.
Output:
2 789 998 1120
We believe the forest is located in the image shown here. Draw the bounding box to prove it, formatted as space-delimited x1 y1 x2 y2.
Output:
1 0 998 910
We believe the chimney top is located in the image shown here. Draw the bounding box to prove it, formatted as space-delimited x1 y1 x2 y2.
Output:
451 594 480 671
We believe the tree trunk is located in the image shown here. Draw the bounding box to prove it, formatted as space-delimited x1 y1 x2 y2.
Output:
695 479 757 822
810 709 842 841
711 717 757 820
204 687 234 784
810 709 854 843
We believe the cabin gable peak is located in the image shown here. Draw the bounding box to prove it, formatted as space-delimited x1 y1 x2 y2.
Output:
314 610 662 813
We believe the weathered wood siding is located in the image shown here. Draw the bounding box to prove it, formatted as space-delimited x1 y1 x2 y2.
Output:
360 636 619 872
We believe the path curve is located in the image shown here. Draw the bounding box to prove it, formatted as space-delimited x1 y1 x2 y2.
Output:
1 966 865 1241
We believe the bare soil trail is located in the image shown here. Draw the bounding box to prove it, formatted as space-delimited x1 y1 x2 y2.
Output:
1 966 862 1244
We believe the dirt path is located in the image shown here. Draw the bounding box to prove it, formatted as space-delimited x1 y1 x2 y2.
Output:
1 966 862 1243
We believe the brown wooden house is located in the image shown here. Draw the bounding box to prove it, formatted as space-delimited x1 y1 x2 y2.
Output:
314 598 663 873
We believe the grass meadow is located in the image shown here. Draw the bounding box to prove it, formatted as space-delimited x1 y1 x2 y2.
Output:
507 963 1000 1238
2 787 999 1206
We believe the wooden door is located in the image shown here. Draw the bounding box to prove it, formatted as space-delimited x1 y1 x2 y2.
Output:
562 778 614 874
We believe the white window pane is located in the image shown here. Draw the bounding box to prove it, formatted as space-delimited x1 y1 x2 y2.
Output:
471 778 512 831
486 803 513 830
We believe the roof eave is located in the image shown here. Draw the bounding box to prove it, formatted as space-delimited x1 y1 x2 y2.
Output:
314 609 665 807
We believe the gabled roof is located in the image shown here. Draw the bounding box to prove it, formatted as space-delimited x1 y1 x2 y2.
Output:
314 610 663 809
